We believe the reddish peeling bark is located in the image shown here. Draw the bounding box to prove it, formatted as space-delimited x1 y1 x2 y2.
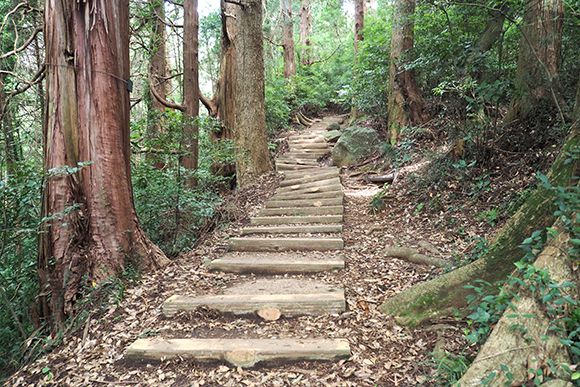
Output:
386 0 428 144
299 0 312 65
39 0 169 328
182 0 200 185
282 0 296 78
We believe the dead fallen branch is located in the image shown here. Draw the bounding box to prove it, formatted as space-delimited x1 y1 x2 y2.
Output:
364 173 395 184
384 247 447 268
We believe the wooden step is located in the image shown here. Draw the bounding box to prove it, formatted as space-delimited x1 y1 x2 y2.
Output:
280 171 339 187
277 178 341 194
265 197 342 208
229 237 343 252
276 163 321 171
207 252 345 273
272 186 342 199
271 191 343 201
125 338 351 367
259 206 343 217
290 143 329 149
250 215 343 225
162 290 345 317
286 149 328 155
277 158 319 166
281 167 338 178
241 224 342 235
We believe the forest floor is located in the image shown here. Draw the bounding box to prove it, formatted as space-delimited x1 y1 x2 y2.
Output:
6 114 556 387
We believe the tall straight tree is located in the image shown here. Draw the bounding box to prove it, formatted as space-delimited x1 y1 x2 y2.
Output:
299 0 312 65
354 0 364 54
281 0 296 78
505 0 564 123
147 0 169 168
40 0 169 328
150 0 200 186
386 0 427 143
182 0 200 184
233 0 272 186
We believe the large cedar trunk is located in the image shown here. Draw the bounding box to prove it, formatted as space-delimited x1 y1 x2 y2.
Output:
386 0 427 144
299 0 312 65
282 0 296 78
39 0 169 328
182 0 200 184
232 0 272 187
379 129 578 325
505 0 564 123
147 0 169 168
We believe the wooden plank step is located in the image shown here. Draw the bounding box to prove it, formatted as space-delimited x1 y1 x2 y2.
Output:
289 143 329 149
287 149 328 155
269 191 343 201
281 171 339 187
277 178 341 193
207 252 345 273
125 338 351 367
229 237 343 252
251 215 343 225
240 224 342 235
277 158 319 166
162 290 345 317
276 163 321 171
265 197 342 208
272 185 342 199
259 206 343 216
281 167 338 178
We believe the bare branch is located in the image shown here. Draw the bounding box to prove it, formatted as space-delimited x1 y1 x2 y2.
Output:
0 27 42 60
148 72 185 112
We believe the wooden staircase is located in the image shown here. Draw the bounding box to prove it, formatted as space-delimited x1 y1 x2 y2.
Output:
125 116 350 368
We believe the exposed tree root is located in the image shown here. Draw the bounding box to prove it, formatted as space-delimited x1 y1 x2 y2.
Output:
458 231 575 386
379 130 578 325
384 247 447 268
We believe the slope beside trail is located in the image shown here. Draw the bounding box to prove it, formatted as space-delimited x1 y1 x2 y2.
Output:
9 115 488 386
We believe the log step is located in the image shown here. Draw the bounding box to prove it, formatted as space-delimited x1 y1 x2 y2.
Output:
280 171 339 187
162 290 345 317
281 167 338 177
265 197 342 208
277 178 340 193
259 206 342 217
229 237 344 251
272 186 342 199
207 252 345 273
276 163 321 171
250 215 343 225
241 224 342 235
289 143 329 149
125 338 351 367
277 159 319 166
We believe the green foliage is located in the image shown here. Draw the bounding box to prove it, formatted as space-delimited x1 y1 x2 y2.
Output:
0 162 42 378
432 352 470 386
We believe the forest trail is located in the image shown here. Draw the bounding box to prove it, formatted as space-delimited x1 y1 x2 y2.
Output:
125 116 351 367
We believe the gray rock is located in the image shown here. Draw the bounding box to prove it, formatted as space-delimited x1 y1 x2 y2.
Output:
331 126 380 166
326 122 341 131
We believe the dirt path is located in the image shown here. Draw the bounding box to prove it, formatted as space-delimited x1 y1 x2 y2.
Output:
9 116 481 386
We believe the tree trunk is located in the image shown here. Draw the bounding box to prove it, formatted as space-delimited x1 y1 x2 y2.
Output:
458 230 574 385
182 0 200 185
39 0 169 329
147 0 169 168
476 8 505 53
354 0 364 54
386 0 428 144
282 0 296 78
379 129 578 325
299 0 312 65
505 0 564 123
232 0 272 187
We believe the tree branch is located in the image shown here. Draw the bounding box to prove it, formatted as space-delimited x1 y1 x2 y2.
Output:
0 26 42 60
199 93 217 116
148 73 185 112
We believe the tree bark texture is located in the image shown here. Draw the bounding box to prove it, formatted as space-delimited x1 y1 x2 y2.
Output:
299 0 312 65
354 0 364 54
147 0 169 168
232 0 272 187
458 231 574 386
282 0 296 78
505 0 564 123
379 129 578 325
386 0 427 144
40 0 169 328
182 0 200 184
